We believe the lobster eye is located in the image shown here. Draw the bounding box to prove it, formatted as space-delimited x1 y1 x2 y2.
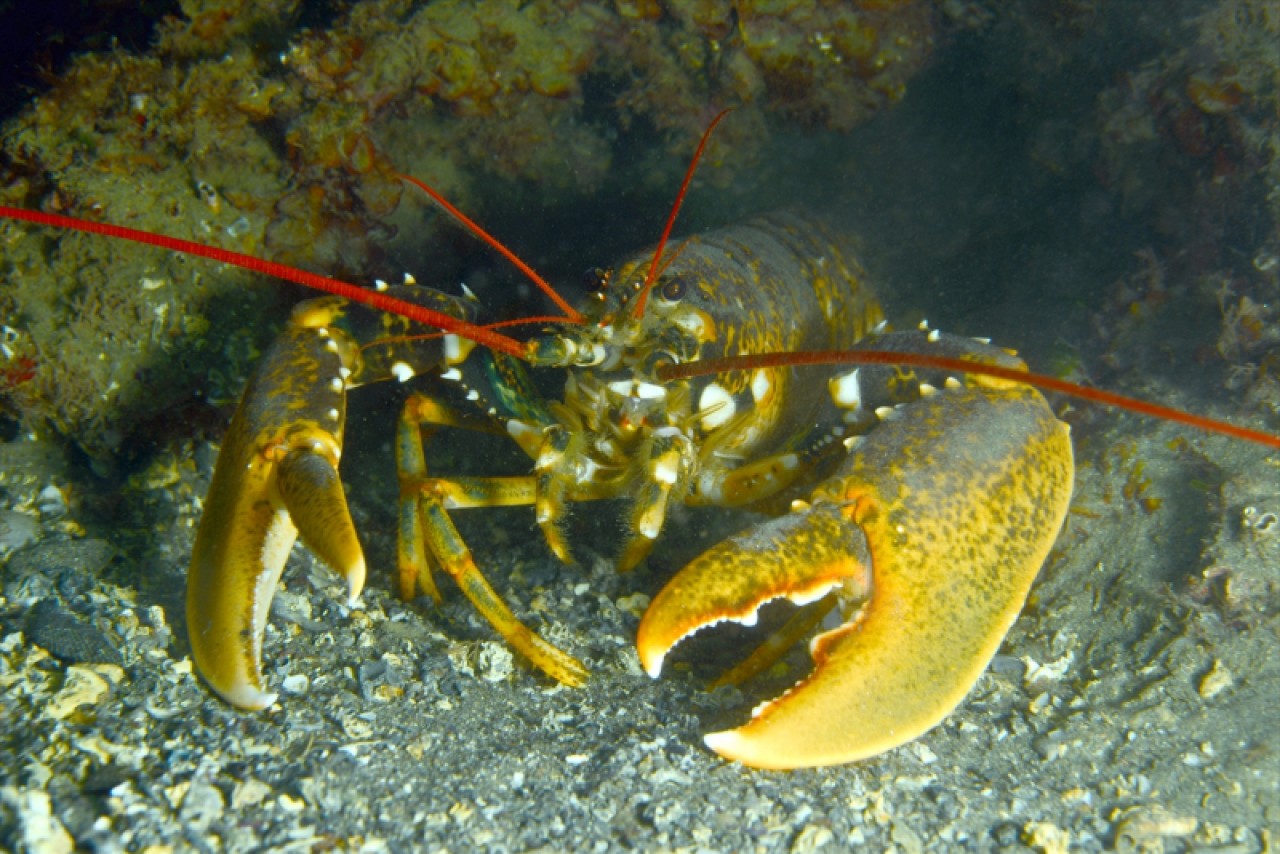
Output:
582 267 609 293
660 276 687 302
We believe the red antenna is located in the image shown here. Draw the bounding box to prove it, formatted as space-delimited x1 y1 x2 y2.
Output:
397 174 585 324
657 349 1280 450
0 205 529 359
632 109 734 319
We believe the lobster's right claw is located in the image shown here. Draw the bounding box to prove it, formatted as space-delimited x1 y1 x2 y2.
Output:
637 379 1074 769
187 309 364 710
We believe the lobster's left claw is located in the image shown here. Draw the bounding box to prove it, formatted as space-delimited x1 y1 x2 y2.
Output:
638 380 1074 769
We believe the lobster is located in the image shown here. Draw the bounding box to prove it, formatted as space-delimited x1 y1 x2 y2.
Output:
1 118 1274 770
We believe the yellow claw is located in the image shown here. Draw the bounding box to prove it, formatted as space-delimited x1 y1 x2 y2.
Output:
187 306 365 709
637 381 1074 769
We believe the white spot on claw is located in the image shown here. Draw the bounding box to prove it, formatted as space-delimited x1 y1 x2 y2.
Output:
390 362 415 383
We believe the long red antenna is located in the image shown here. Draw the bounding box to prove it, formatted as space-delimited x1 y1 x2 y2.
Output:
397 174 584 324
0 205 529 359
632 108 734 319
657 349 1280 450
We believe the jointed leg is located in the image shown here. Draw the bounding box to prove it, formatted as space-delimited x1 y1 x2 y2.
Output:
397 392 588 685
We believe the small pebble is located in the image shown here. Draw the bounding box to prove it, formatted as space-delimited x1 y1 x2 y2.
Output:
277 793 306 813
1025 821 1070 854
26 599 123 666
281 673 310 695
0 786 74 854
45 665 112 720
791 824 834 853
474 642 514 682
36 484 67 518
231 778 273 809
989 654 1027 680
7 539 117 581
1198 659 1233 699
343 716 374 739
614 592 651 618
178 778 225 834
0 508 39 553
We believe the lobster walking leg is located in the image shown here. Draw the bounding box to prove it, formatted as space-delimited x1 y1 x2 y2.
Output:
394 394 510 602
397 393 590 686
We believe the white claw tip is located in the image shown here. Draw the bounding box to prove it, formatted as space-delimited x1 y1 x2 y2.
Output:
703 730 739 755
220 681 278 712
346 560 367 604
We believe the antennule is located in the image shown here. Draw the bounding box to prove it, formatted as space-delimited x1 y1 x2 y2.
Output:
632 108 735 319
397 174 584 324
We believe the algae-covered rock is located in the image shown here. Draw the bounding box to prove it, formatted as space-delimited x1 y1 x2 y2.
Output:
0 0 945 461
